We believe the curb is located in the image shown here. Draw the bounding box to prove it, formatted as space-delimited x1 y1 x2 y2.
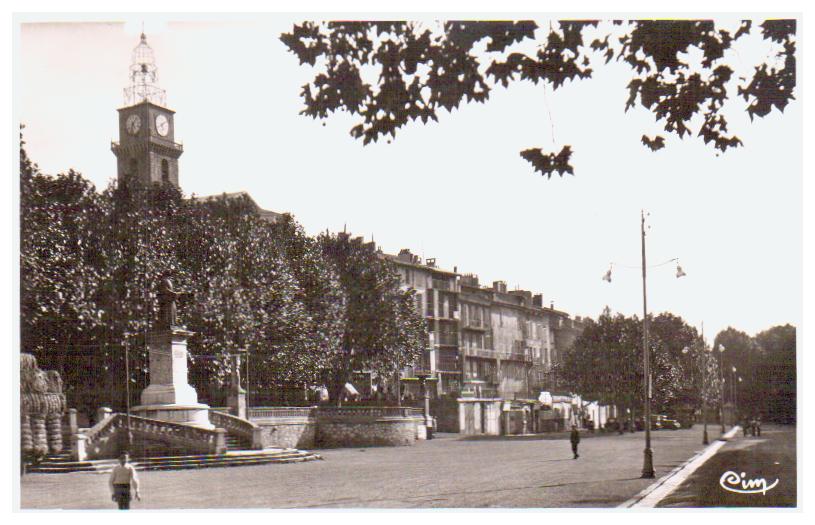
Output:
619 426 741 508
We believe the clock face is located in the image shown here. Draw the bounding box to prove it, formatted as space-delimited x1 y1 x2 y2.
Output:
125 114 141 135
155 114 170 137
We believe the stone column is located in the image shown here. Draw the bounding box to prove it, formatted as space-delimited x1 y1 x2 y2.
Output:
214 428 227 455
68 408 78 434
96 407 112 423
226 354 247 419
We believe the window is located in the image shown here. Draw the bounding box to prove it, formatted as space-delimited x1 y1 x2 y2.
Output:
161 159 170 184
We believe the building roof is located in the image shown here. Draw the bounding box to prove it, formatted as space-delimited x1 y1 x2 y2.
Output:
381 251 459 277
190 191 283 223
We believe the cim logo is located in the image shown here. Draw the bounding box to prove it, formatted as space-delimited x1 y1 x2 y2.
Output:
719 471 779 495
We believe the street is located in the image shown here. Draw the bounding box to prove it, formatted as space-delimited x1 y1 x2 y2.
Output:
656 424 796 508
22 425 725 509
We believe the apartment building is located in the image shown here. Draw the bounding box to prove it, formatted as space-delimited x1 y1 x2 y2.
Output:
384 249 461 396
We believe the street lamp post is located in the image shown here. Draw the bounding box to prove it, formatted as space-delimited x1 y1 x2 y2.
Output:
603 210 685 478
718 344 726 434
736 375 742 424
123 334 133 450
702 344 710 445
640 211 655 479
731 366 737 422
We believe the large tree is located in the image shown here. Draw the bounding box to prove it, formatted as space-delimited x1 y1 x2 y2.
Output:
711 327 759 418
319 232 427 403
560 309 702 420
560 311 642 418
752 324 795 423
281 19 796 177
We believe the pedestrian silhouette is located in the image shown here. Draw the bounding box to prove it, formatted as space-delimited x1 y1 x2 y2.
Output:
109 452 140 510
570 424 581 459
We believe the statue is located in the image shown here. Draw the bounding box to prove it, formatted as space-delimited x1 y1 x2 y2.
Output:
20 354 66 461
157 277 179 329
230 354 243 392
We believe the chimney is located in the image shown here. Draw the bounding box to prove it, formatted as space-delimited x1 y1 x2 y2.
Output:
461 274 479 287
426 258 436 268
493 281 507 294
509 290 532 307
533 294 543 308
397 249 413 262
550 301 555 309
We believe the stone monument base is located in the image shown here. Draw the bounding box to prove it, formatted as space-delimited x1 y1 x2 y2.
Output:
131 403 214 429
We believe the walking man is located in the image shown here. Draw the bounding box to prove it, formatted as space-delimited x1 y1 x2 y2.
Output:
570 424 581 459
109 452 140 510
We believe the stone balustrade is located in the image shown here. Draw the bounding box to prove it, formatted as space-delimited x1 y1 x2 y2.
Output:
248 406 317 419
318 406 423 419
75 411 227 460
209 410 263 449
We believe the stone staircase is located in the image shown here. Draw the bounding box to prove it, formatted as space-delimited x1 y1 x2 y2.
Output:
26 448 322 474
25 414 321 474
224 433 251 451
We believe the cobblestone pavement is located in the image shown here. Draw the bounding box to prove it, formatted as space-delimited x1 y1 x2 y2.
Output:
657 424 796 508
20 425 727 509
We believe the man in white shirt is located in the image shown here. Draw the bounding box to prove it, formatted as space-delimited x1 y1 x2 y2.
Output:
109 452 140 509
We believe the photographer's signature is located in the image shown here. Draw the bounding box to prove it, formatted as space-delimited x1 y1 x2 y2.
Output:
719 471 779 495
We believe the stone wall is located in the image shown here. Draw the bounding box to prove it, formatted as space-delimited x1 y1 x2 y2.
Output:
253 416 317 449
316 416 422 448
249 407 425 449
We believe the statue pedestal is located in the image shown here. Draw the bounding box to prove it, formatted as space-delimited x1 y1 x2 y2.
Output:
227 390 246 420
132 327 213 429
226 354 246 419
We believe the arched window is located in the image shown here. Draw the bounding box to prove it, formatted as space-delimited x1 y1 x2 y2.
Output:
161 159 170 184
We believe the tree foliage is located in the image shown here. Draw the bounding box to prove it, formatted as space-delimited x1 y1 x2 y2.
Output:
281 19 796 177
319 232 427 402
560 310 707 417
20 137 425 413
713 324 795 423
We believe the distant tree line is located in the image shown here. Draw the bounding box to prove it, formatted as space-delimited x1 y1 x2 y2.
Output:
559 310 795 425
19 135 427 415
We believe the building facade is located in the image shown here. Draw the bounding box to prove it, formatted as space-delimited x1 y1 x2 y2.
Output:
385 250 585 402
385 249 461 397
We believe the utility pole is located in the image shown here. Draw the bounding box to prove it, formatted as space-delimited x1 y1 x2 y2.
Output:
124 336 133 450
701 324 709 445
641 210 655 478
718 344 726 434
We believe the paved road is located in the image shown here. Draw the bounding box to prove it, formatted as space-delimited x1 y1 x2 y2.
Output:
21 426 724 509
657 424 796 508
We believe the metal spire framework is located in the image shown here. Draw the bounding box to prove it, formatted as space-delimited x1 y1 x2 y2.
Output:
124 33 166 107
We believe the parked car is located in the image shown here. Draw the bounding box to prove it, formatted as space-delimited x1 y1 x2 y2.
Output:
650 415 664 430
661 418 681 430
604 417 622 432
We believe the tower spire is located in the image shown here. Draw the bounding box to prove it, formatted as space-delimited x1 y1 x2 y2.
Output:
123 31 166 107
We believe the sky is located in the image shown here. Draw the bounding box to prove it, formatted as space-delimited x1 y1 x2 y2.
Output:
15 14 802 341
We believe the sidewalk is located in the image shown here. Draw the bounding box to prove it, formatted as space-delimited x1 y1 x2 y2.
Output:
655 424 796 508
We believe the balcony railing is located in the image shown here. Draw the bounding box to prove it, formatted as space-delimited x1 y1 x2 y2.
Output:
462 318 488 330
437 356 460 372
431 279 454 291
436 332 459 346
464 371 498 384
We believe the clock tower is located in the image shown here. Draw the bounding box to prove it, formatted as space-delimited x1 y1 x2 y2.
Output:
112 33 183 189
